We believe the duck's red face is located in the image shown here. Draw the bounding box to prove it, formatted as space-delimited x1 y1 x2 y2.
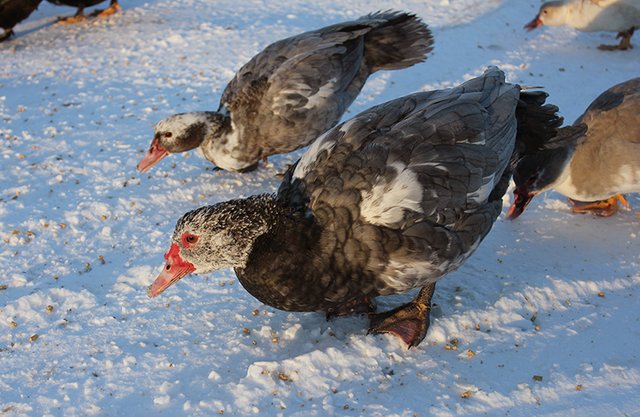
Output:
147 240 197 297
137 135 170 173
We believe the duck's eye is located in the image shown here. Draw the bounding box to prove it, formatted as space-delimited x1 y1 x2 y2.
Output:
181 233 199 247
164 132 173 138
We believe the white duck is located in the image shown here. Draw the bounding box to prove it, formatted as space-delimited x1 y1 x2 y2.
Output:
147 68 583 347
525 0 640 50
137 11 433 173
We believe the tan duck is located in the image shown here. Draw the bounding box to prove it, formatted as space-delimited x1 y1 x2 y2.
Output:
507 77 640 219
525 0 640 50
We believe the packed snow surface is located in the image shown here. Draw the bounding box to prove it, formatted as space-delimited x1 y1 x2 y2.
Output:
1 1 639 416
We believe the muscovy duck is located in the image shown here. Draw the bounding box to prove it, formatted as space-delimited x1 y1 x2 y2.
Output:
137 11 433 173
147 67 584 347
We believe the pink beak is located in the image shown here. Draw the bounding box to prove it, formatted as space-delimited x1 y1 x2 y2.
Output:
505 189 536 220
148 243 196 297
137 137 169 173
524 15 543 31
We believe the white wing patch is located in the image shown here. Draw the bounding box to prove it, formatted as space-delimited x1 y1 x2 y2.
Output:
378 259 444 293
468 173 496 204
378 238 481 293
273 79 337 116
293 120 353 179
304 79 337 110
360 162 423 227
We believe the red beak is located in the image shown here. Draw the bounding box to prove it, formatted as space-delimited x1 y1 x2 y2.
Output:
137 137 169 173
506 188 536 220
148 243 196 297
524 16 543 31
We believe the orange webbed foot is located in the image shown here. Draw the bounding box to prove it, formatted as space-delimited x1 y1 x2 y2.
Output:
569 194 629 217
56 14 87 24
89 2 122 18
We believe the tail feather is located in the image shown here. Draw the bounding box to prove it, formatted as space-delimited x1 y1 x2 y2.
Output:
514 90 586 161
488 90 586 202
363 11 434 72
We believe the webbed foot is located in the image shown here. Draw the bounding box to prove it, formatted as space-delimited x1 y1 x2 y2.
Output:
569 194 629 217
368 283 435 348
89 1 122 18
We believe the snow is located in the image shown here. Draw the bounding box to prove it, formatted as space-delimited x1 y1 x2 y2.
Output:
1 1 639 416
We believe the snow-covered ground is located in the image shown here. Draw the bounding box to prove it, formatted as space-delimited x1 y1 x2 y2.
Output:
1 1 639 416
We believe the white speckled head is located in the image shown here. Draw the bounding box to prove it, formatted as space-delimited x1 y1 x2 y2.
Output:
138 111 228 172
147 195 275 297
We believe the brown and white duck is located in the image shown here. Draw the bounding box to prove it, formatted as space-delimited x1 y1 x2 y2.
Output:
46 0 121 23
137 11 433 173
507 77 640 219
525 0 640 50
146 68 582 347
0 0 42 41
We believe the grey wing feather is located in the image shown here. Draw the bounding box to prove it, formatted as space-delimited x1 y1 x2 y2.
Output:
220 11 432 157
294 68 518 228
281 68 518 290
220 29 369 153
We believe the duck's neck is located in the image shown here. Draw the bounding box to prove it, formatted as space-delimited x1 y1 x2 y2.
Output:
231 196 327 311
218 194 291 266
534 146 575 193
234 194 317 265
200 110 261 172
198 111 230 139
163 111 229 154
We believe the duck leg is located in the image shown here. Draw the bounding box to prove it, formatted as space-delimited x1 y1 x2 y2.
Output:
325 296 376 320
598 28 634 51
0 29 14 42
57 7 87 24
569 194 629 217
368 282 436 348
88 0 122 18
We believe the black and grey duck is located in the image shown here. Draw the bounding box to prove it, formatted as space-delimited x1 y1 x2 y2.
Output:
137 11 433 173
147 68 583 347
